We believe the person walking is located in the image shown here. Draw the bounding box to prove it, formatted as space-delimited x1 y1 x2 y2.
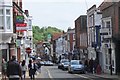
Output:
89 58 94 73
28 59 37 80
2 58 7 80
84 59 89 73
6 55 22 80
21 60 27 80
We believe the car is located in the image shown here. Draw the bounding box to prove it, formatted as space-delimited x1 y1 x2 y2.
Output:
39 61 45 66
44 61 54 66
68 60 85 74
58 59 69 69
62 61 69 70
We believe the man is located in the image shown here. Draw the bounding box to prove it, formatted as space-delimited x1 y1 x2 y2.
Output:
7 55 22 80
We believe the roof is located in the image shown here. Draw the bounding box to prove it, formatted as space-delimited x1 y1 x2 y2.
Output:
52 33 63 40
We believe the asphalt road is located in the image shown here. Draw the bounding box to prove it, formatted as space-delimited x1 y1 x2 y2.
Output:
35 66 118 80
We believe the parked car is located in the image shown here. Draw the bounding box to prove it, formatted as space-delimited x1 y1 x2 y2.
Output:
68 60 85 74
44 61 54 66
40 61 45 66
62 61 69 70
58 59 69 69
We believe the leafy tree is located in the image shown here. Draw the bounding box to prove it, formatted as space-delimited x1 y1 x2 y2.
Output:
32 26 63 43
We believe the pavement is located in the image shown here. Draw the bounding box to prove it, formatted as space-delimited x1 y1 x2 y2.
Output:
1 71 120 80
86 72 120 80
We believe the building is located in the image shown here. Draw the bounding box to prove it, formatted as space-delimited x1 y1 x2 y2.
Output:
0 0 14 74
75 15 88 60
87 5 102 64
13 0 33 63
51 33 63 62
99 1 120 74
66 28 76 60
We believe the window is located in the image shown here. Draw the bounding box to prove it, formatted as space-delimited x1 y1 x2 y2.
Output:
106 21 110 28
6 16 10 29
6 9 11 29
67 34 70 40
73 34 75 40
0 9 4 29
6 9 10 15
102 17 111 28
0 9 3 15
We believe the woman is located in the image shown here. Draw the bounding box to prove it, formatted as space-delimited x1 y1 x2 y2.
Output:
21 60 27 80
28 59 37 80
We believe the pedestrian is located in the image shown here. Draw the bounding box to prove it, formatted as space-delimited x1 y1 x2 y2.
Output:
93 58 98 73
28 59 37 80
21 60 27 80
84 59 89 72
89 58 94 73
6 55 22 80
2 58 7 80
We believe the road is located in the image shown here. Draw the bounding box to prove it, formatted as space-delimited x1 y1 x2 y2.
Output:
35 66 117 80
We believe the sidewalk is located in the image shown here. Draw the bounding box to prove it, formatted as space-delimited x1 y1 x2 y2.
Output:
87 72 120 80
0 72 2 80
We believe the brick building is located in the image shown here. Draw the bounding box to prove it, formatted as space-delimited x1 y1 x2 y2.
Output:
99 1 120 74
75 15 88 60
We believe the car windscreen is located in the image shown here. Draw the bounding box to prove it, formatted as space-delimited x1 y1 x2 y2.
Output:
71 61 79 65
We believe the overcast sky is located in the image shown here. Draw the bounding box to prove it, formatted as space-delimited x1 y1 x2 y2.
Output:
23 0 104 31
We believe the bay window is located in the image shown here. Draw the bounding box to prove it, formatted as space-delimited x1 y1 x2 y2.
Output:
0 9 4 29
6 9 11 29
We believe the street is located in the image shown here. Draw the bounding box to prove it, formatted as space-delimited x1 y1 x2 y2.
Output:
34 66 117 80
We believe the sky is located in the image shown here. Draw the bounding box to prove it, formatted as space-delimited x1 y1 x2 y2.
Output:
23 0 104 31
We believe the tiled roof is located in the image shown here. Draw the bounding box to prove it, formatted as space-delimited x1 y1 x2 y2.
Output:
52 33 63 40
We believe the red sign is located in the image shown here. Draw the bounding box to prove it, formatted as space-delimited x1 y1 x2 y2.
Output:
16 30 27 32
16 23 27 27
26 47 32 54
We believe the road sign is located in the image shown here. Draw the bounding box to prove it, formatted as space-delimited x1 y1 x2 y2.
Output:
26 47 32 54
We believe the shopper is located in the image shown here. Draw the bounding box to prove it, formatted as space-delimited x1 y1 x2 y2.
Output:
7 55 22 80
21 60 27 80
28 59 37 80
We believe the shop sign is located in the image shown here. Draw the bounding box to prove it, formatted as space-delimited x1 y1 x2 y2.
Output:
16 16 24 23
16 23 27 27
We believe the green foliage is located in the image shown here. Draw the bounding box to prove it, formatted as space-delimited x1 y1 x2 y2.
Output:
32 26 63 43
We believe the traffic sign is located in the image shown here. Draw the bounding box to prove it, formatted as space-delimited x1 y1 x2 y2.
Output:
26 47 32 54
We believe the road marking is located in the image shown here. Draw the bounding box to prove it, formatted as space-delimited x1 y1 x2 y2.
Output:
74 74 94 80
46 68 53 78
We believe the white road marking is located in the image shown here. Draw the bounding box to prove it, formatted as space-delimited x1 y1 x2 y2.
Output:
46 68 53 78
